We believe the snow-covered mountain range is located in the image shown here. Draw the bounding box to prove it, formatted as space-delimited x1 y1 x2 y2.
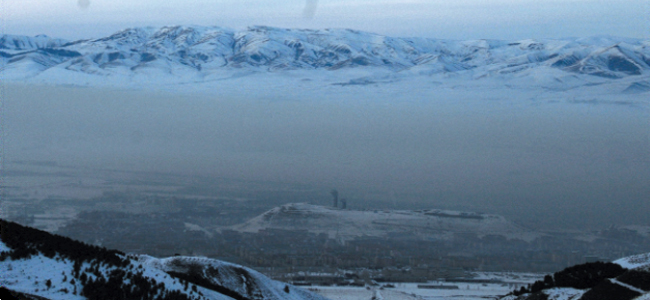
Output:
1 26 649 92
0 219 327 300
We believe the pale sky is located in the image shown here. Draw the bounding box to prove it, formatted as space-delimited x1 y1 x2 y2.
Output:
2 0 649 40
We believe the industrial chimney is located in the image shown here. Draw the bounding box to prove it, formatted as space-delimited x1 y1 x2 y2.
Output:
330 189 339 208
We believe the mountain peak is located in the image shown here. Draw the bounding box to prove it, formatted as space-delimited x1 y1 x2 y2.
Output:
1 26 649 86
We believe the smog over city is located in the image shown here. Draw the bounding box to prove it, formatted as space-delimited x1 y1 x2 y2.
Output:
1 1 649 300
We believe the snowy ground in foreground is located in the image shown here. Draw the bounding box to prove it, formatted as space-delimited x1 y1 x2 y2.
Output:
313 282 515 300
310 272 543 300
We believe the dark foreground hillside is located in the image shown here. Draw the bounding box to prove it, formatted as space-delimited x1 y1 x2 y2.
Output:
502 259 650 300
0 219 328 300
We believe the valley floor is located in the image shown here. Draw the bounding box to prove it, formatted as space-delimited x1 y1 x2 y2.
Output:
310 272 542 300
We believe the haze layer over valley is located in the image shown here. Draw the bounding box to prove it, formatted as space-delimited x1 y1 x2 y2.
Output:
2 26 649 232
3 84 648 231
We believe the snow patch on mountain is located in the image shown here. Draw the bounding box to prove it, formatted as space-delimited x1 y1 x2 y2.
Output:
0 240 9 252
136 255 325 300
1 255 87 300
0 251 232 300
615 253 650 270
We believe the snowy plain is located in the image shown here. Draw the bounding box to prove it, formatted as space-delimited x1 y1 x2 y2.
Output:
311 272 543 300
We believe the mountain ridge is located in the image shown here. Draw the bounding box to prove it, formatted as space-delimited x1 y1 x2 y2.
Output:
2 25 649 84
0 219 328 300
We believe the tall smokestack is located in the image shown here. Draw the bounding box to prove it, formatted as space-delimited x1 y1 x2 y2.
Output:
330 189 339 208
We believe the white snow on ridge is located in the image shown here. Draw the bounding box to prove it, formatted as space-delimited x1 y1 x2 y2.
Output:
0 34 68 51
0 250 221 300
0 240 10 252
615 252 650 270
610 279 647 294
0 240 324 300
2 25 650 93
136 254 327 300
635 293 650 300
0 254 87 300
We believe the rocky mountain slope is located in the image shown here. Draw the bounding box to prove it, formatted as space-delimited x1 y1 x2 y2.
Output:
1 26 649 92
0 219 328 300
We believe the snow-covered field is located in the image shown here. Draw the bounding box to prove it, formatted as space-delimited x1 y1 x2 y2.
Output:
310 272 543 300
314 284 508 300
500 288 586 300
